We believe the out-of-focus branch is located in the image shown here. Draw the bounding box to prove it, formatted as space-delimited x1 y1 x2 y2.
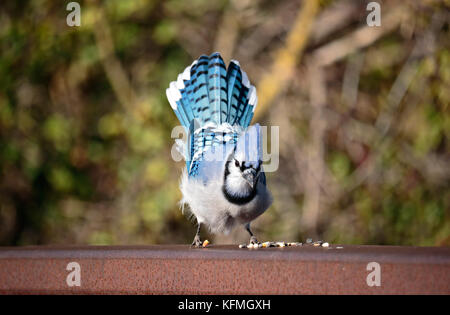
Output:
91 4 141 121
302 64 326 234
342 11 447 195
214 12 239 62
341 52 365 109
311 6 405 66
398 144 450 187
237 0 362 65
310 0 364 45
254 0 319 121
375 11 447 135
214 0 247 62
175 19 211 59
235 1 300 61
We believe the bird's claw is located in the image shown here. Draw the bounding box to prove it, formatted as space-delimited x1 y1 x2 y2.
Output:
249 236 258 245
191 235 203 248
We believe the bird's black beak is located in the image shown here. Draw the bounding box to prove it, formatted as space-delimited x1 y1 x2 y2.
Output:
243 169 258 189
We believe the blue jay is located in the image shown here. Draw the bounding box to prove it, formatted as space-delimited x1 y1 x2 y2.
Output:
166 52 272 246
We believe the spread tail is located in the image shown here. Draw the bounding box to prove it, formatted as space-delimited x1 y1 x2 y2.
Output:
166 52 258 130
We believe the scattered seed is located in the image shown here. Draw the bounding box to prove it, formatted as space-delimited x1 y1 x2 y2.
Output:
313 240 323 247
239 240 307 249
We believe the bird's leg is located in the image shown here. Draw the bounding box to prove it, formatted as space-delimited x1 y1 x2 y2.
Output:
191 221 203 247
245 223 258 244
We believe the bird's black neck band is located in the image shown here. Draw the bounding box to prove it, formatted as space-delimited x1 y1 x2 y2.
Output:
222 160 257 205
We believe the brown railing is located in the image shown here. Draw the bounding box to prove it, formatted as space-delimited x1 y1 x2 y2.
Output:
0 244 449 294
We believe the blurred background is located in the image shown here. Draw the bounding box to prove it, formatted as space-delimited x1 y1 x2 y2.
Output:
0 0 448 246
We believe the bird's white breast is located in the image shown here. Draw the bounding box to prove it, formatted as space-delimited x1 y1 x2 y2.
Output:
179 169 272 234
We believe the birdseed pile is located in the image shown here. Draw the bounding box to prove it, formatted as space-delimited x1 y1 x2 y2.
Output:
199 238 336 249
238 238 330 249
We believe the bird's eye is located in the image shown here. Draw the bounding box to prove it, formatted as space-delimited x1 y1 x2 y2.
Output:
234 160 240 167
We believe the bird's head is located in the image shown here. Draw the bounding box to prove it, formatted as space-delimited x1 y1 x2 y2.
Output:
226 154 262 190
223 124 263 201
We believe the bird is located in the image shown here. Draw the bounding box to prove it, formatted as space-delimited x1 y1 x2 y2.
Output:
166 52 272 247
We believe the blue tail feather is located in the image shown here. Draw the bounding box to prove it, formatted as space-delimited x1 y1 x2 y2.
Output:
167 53 259 173
235 87 249 125
191 55 210 124
239 100 251 127
226 61 242 125
180 83 194 123
207 53 228 124
167 53 256 130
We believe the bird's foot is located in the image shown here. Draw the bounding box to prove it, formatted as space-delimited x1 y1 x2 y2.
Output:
249 236 258 245
191 235 203 248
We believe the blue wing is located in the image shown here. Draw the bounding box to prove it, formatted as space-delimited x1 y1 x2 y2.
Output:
260 171 267 186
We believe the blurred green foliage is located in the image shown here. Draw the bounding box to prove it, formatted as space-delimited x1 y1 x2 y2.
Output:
0 0 448 246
